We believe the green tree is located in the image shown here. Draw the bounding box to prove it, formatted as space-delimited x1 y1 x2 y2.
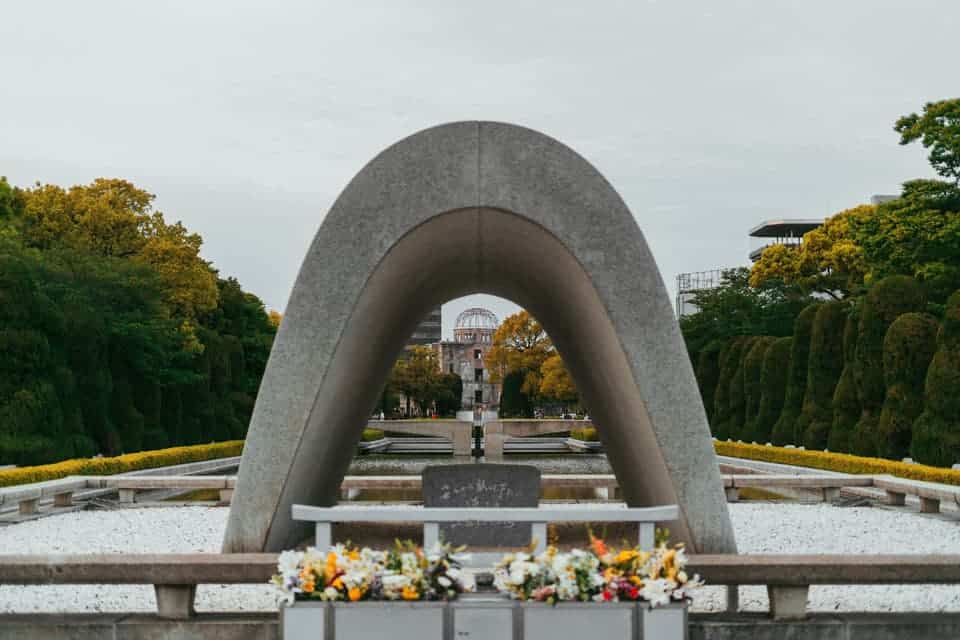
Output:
911 291 960 465
751 337 792 444
829 312 861 453
681 268 810 359
851 180 960 307
895 98 960 185
695 340 724 423
750 206 873 299
740 337 775 442
711 337 747 440
798 302 846 449
851 276 926 457
435 373 463 417
770 303 820 445
499 369 533 418
877 313 939 459
389 346 443 416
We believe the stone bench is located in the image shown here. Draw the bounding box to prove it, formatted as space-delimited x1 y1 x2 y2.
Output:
872 474 960 513
723 474 873 503
0 553 274 619
0 477 90 514
688 553 960 620
292 503 679 555
99 476 236 503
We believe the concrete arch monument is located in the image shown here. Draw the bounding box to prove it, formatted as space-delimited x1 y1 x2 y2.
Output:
223 122 737 554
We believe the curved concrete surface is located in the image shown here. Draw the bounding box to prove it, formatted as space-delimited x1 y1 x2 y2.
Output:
223 121 736 554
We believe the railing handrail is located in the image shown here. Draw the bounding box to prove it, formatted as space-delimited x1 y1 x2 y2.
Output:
291 503 679 523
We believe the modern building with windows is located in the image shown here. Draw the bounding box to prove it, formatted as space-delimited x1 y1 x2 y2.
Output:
407 306 442 346
434 307 501 409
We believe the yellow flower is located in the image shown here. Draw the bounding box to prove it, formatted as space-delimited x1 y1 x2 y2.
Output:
332 578 344 590
348 549 360 561
629 576 642 586
615 550 638 565
348 587 362 601
402 585 420 601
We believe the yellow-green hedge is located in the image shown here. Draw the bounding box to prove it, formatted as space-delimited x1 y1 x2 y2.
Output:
570 427 599 442
715 440 960 486
0 440 244 488
361 428 385 442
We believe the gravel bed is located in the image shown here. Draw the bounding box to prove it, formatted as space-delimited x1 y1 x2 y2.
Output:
1 503 959 613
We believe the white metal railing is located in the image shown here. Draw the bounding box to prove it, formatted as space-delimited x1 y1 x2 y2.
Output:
291 503 679 554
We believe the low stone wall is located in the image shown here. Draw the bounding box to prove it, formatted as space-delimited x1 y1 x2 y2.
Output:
3 612 959 640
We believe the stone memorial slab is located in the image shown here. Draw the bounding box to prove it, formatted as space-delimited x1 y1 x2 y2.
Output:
422 463 539 548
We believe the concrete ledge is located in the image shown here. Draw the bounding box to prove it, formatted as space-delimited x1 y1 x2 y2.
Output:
5 612 960 640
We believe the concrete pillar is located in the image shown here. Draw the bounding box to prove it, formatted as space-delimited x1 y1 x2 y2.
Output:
920 497 940 514
18 499 38 515
451 426 473 457
484 423 505 460
154 584 196 619
724 487 739 502
219 489 234 503
886 490 906 506
822 487 840 503
767 585 809 620
53 492 73 508
118 488 137 504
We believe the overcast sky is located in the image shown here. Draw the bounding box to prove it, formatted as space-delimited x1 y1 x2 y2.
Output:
2 1 956 338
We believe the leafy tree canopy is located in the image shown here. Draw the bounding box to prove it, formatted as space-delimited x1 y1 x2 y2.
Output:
750 205 873 299
681 267 811 357
895 98 960 185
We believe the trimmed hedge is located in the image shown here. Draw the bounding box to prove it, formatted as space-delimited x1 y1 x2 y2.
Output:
851 276 925 456
361 428 385 442
771 303 820 445
912 291 960 466
740 337 776 442
0 440 244 488
570 427 599 442
714 440 960 486
751 337 792 444
695 340 724 423
712 338 748 439
725 337 759 440
829 312 861 453
798 302 846 450
876 313 939 459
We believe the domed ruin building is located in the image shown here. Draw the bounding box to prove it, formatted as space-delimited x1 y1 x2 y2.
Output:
435 307 501 409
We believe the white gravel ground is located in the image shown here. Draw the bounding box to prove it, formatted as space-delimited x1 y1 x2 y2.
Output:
1 503 959 613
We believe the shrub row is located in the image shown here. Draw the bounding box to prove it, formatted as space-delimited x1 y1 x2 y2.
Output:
706 277 958 466
0 440 244 488
570 427 600 442
715 440 960 486
361 428 385 442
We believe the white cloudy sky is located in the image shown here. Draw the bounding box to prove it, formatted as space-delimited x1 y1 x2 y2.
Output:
1 1 956 338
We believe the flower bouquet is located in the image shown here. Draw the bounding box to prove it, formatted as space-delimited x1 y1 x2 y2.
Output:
493 531 700 639
493 532 702 606
272 540 468 604
275 541 471 640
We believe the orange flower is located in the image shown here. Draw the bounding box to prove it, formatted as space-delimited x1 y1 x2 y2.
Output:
348 587 362 601
590 537 608 557
302 580 315 594
332 577 344 590
401 585 420 601
348 549 360 561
